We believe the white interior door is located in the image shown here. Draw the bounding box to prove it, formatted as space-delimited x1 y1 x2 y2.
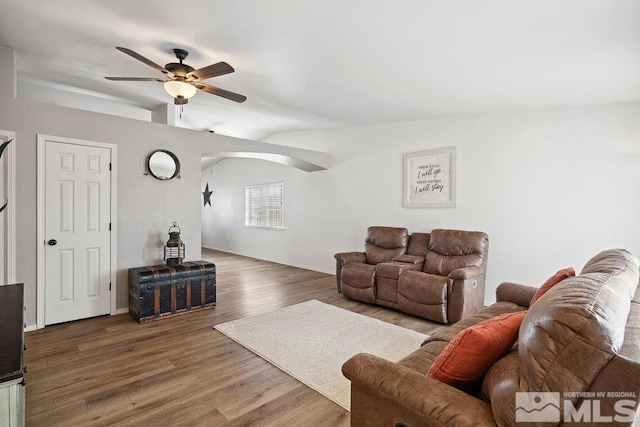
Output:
44 140 112 325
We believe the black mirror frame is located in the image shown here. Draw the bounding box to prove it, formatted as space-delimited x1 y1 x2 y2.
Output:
147 150 180 180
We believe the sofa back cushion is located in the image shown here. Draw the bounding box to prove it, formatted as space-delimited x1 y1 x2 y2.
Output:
406 232 430 256
364 226 409 265
483 249 640 426
519 249 639 394
423 229 489 276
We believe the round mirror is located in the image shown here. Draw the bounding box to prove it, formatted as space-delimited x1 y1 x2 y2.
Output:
147 150 180 180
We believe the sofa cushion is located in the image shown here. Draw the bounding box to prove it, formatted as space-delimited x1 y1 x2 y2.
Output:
423 229 488 276
341 263 376 288
364 226 409 264
424 301 526 345
426 310 527 392
529 266 575 305
399 340 448 374
398 271 448 322
406 232 430 256
341 263 376 304
398 271 448 302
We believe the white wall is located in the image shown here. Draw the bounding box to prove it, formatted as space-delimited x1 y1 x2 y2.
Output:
0 46 326 326
202 102 640 304
3 96 204 324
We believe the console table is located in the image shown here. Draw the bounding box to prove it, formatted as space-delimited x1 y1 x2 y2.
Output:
0 283 26 427
128 261 216 323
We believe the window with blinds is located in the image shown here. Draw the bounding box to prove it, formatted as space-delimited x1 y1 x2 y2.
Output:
244 182 284 229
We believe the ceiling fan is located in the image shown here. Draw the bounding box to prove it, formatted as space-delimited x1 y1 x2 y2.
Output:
105 47 246 105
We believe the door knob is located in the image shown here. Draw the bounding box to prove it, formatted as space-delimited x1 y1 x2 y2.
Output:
47 239 57 246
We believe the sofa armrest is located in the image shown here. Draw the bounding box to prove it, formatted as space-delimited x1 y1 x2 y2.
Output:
391 254 425 265
446 267 486 323
334 252 366 292
448 265 483 280
342 353 496 426
495 281 537 308
334 251 366 264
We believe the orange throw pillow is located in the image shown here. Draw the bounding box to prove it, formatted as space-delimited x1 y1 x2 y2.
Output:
427 310 527 391
530 267 575 306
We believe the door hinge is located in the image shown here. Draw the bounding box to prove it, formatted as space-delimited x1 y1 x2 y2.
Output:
109 282 112 291
109 223 111 231
109 162 112 171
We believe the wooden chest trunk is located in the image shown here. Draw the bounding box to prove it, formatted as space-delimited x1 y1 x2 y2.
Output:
128 261 216 323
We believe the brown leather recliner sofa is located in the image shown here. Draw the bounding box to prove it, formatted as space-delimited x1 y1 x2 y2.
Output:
335 227 489 323
342 248 640 426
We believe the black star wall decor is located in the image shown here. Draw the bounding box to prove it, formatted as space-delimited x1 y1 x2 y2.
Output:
202 183 213 207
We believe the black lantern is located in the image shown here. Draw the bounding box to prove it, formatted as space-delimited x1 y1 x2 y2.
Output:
164 222 185 266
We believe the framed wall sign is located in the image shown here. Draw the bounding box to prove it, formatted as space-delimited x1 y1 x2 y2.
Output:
403 147 456 208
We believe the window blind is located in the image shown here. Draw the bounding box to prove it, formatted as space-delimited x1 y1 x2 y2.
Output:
244 182 284 229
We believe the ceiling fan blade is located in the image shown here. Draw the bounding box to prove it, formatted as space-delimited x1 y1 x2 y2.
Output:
105 77 167 82
188 62 235 81
115 47 174 78
195 83 247 103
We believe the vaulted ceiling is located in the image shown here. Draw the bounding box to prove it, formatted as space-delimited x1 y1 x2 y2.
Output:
1 0 638 141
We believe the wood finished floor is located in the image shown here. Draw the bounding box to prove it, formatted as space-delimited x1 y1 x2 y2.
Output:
24 249 446 426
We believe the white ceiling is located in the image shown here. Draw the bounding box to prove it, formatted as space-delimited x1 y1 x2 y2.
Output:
1 0 639 141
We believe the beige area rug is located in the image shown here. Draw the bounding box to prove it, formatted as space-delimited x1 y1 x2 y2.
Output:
214 299 428 410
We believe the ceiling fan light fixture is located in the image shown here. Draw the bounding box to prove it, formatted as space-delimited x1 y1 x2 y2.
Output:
164 80 197 100
106 47 245 104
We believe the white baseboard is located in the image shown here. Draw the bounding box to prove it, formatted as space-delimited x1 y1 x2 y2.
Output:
25 309 128 332
202 246 334 275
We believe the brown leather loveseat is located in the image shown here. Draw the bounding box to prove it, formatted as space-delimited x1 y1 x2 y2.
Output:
335 227 489 323
342 249 640 426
